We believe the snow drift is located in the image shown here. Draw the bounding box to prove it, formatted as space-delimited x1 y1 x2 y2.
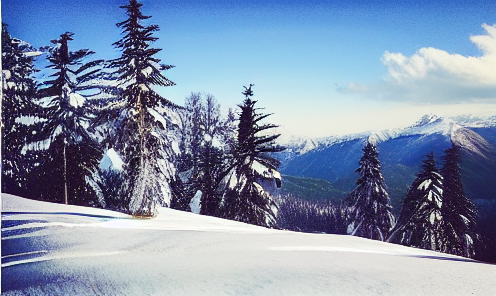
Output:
2 194 496 295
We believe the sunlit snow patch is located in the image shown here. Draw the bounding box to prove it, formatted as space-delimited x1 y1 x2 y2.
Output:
69 92 86 108
100 148 124 171
190 190 202 214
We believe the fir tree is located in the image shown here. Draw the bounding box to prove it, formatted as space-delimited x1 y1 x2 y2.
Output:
1 23 39 196
107 0 180 216
219 85 284 227
343 141 395 241
441 143 478 257
22 32 104 206
389 152 444 250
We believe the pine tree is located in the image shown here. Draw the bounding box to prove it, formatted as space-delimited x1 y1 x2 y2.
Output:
441 143 478 257
107 0 180 216
1 23 39 196
22 32 104 206
343 141 395 241
219 85 284 227
388 152 444 250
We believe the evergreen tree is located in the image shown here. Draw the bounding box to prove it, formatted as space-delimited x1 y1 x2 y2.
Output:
174 93 204 209
219 85 284 227
441 143 478 257
343 141 395 241
1 23 39 196
197 94 226 215
174 93 237 215
107 0 180 216
389 152 444 251
22 32 104 206
277 195 344 234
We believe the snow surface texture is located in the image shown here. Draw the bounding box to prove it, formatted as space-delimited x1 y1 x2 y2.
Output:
2 194 496 296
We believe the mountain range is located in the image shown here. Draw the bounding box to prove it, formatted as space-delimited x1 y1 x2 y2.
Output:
277 114 496 212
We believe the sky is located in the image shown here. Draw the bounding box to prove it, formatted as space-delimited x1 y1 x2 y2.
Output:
2 0 496 141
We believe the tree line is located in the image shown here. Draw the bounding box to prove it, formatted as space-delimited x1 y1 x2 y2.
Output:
1 0 283 228
278 141 479 258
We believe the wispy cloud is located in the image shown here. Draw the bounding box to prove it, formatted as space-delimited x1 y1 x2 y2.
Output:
339 23 496 103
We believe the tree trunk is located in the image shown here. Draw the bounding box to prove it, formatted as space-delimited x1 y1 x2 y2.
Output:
63 141 68 205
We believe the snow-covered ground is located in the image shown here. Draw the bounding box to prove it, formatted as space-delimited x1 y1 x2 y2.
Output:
2 194 496 296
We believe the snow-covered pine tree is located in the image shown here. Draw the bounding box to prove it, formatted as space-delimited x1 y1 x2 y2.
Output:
343 141 395 241
219 85 284 227
441 143 478 257
1 23 40 196
107 0 180 216
388 152 444 250
22 32 104 206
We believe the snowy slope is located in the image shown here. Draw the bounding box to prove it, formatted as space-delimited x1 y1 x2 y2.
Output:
2 194 496 295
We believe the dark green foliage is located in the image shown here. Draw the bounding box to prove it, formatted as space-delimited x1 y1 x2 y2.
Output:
277 195 345 234
99 169 127 212
219 85 285 227
1 23 39 196
343 141 395 241
280 175 346 202
389 152 444 250
23 32 103 206
441 143 478 257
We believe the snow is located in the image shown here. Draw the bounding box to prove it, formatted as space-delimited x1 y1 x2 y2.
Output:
2 194 496 296
429 212 436 225
417 179 432 191
100 148 124 171
252 160 282 181
3 70 11 80
148 108 168 129
189 190 202 214
434 185 443 195
285 113 496 155
138 83 149 91
69 92 85 108
141 66 153 77
23 51 43 57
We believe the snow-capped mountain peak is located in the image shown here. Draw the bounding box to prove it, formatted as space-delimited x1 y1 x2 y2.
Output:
412 114 442 127
285 114 495 156
404 115 457 138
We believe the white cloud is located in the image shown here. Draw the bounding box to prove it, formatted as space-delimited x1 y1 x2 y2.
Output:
340 23 496 103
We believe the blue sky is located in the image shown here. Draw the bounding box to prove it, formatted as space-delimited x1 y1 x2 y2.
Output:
3 0 496 140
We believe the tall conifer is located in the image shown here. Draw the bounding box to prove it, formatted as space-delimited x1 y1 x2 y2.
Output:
107 0 180 216
343 141 395 241
1 24 39 196
389 152 444 250
219 85 284 227
23 32 104 205
441 143 478 257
